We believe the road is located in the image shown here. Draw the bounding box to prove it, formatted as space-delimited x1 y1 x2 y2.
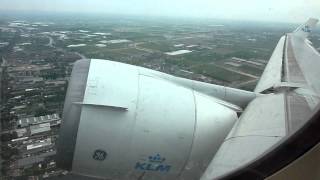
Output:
234 79 258 88
45 35 54 47
74 52 86 59
132 42 154 53
45 35 87 59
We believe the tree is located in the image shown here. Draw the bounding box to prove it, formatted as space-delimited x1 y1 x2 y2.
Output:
34 106 48 117
1 166 8 176
1 132 17 142
1 150 13 160
1 145 19 160
1 133 13 142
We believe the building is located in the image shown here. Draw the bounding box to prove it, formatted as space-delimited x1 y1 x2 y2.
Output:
26 138 52 151
15 128 27 137
30 123 51 135
17 150 56 168
17 114 60 128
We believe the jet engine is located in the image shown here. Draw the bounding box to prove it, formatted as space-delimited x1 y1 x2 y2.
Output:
56 59 239 180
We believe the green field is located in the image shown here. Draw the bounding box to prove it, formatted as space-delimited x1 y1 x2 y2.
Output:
191 64 252 83
140 42 173 52
237 64 264 76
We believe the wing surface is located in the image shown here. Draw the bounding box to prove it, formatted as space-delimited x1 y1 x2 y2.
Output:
201 18 320 180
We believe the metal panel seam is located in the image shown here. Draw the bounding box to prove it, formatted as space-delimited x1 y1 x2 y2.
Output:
224 135 283 142
177 89 198 177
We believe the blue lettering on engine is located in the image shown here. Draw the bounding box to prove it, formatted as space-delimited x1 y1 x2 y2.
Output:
134 154 171 173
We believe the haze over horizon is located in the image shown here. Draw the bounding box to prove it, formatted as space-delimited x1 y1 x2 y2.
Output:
0 0 319 23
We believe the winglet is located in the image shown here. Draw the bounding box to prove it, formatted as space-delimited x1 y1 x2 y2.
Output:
293 18 319 39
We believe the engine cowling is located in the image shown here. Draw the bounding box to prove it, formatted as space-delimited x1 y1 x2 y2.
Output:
56 59 237 180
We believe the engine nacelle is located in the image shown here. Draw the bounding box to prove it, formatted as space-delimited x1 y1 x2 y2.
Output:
57 59 237 180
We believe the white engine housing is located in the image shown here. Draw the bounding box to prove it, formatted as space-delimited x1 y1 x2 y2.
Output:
57 59 238 180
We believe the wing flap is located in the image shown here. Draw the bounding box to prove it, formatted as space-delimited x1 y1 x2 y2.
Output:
201 93 286 180
201 89 315 180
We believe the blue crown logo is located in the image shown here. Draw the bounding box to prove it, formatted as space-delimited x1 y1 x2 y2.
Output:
148 154 166 163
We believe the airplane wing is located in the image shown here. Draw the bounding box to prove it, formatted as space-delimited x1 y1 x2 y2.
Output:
201 18 320 180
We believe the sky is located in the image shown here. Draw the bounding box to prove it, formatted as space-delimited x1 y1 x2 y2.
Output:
0 0 319 23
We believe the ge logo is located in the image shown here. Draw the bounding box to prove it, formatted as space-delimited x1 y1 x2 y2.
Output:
92 149 107 161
